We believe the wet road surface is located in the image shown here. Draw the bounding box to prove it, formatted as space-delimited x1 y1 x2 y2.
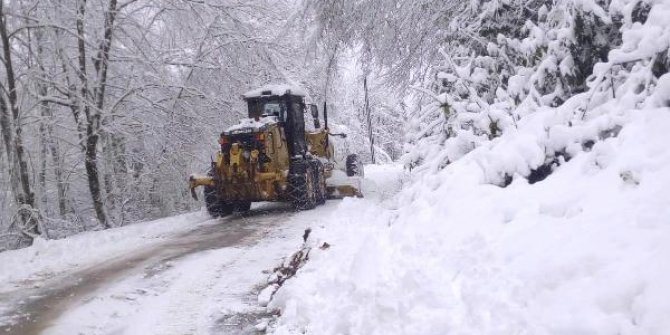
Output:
0 203 295 335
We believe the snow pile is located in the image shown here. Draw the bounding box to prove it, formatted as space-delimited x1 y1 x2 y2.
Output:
266 2 670 333
269 104 670 335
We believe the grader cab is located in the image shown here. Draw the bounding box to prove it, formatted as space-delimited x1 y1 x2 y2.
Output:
189 84 363 216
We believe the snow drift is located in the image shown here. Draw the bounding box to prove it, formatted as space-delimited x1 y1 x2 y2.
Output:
269 102 670 335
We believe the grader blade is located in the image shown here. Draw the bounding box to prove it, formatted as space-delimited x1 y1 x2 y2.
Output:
326 184 363 199
188 174 215 200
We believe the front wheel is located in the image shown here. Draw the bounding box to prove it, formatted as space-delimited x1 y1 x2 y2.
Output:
204 184 234 217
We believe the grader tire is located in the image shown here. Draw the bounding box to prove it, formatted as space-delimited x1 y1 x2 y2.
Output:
204 184 234 217
346 154 364 177
288 160 317 210
234 201 252 212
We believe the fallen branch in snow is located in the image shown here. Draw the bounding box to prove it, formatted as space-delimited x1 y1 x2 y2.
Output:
257 228 330 309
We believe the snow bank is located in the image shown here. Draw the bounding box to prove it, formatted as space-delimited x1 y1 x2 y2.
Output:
267 5 670 327
269 104 670 335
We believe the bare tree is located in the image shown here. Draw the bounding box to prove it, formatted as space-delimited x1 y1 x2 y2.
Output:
0 0 336 249
0 1 41 241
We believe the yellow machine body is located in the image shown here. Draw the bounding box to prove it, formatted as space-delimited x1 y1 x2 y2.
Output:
189 85 363 214
190 123 292 202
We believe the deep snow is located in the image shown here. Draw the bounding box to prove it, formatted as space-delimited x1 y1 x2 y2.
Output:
264 2 670 332
267 108 670 335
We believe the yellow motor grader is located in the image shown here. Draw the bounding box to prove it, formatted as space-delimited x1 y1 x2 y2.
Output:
189 84 363 216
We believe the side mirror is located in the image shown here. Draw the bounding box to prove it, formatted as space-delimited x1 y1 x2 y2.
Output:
309 104 321 129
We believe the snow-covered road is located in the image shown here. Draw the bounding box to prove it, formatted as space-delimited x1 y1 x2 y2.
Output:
0 201 336 335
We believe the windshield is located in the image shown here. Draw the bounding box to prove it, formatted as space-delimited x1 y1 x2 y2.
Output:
262 102 282 116
247 98 285 120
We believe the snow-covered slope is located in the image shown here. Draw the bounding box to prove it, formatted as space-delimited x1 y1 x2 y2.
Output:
266 2 670 331
269 106 670 334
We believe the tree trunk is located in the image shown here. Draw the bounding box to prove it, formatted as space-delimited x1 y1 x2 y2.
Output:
92 0 119 226
0 2 40 237
102 130 127 223
38 103 48 210
76 0 109 228
29 25 49 213
85 125 107 227
35 25 70 219
51 140 69 218
0 96 19 196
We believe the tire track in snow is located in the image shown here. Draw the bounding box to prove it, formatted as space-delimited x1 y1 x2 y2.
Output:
1 202 298 335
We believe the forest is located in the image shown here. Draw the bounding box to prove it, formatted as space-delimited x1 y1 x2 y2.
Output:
0 0 406 250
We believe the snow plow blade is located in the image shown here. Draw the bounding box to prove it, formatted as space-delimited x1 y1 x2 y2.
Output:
327 184 363 199
189 174 215 200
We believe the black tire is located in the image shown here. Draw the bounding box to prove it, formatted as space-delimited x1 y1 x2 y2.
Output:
313 161 327 205
204 184 234 217
288 159 317 210
234 201 252 212
346 154 364 177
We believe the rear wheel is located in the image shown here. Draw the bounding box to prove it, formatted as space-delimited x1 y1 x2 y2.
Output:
288 158 317 210
234 201 252 212
204 184 234 217
346 154 364 177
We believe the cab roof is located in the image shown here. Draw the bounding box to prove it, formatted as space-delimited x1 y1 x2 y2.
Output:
242 84 307 99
